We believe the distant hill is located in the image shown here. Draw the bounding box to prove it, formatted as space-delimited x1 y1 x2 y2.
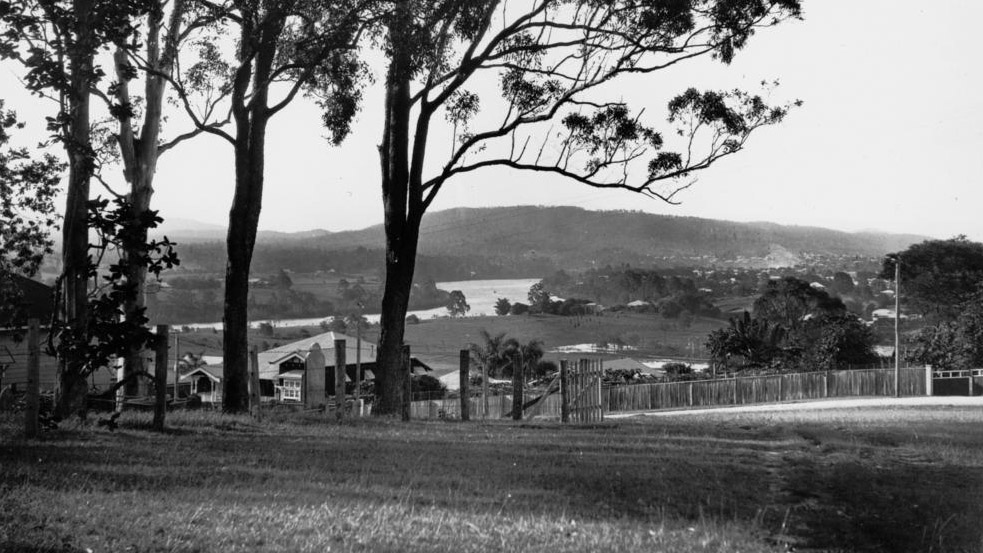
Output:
162 206 930 274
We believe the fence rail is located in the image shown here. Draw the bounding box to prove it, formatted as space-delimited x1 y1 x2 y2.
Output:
409 367 929 420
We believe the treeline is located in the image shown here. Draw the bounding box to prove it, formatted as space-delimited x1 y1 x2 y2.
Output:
542 267 721 318
172 243 556 282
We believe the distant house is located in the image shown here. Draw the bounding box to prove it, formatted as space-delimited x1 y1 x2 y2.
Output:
257 331 430 403
872 308 908 321
181 365 223 404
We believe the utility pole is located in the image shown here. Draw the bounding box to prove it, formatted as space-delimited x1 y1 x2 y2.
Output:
895 256 901 398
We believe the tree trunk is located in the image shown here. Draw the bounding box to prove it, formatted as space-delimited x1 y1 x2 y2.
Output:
117 5 170 396
221 18 275 413
55 0 95 418
374 26 416 415
222 156 264 413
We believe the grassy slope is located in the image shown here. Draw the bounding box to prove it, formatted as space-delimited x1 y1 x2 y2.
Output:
2 406 982 552
170 313 726 369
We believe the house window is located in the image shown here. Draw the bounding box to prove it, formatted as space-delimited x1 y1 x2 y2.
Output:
281 380 301 401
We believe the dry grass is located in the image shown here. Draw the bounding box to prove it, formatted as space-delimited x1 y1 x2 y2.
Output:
2 406 982 552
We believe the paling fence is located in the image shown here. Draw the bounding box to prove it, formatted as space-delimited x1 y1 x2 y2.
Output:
604 367 927 413
409 367 929 420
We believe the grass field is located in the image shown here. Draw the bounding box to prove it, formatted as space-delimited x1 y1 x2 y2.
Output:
2 405 982 552
170 312 725 371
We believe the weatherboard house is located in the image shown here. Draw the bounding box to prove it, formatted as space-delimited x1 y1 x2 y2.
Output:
0 276 116 394
257 331 431 403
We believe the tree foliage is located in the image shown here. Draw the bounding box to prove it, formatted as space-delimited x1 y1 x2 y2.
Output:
444 289 469 316
468 330 544 379
371 0 802 413
753 276 846 331
909 290 983 370
882 237 983 318
494 297 511 316
0 103 62 326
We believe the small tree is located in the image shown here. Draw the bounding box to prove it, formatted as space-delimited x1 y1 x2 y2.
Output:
527 281 552 314
446 290 470 317
494 297 511 316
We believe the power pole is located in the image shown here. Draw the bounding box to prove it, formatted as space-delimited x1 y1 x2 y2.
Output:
895 256 901 398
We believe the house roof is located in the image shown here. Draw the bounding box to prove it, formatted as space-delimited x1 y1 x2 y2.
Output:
0 274 54 328
257 331 377 380
181 366 223 382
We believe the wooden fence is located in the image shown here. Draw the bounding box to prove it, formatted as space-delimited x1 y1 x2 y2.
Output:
604 367 927 413
409 366 929 420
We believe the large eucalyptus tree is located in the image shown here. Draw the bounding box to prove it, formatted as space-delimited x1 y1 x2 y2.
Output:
372 0 802 413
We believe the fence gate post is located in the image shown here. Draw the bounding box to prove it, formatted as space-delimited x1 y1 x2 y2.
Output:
560 360 569 423
401 345 411 422
512 354 524 421
459 350 470 421
25 319 40 439
334 339 346 419
153 325 169 431
925 365 933 396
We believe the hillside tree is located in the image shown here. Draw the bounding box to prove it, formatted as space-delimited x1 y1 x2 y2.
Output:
881 237 983 319
372 0 802 413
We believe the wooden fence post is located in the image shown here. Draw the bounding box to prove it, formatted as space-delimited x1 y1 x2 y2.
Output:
153 325 169 431
459 350 470 421
824 371 830 398
560 360 569 423
732 377 738 405
401 345 411 422
688 381 694 407
249 348 261 418
925 365 933 396
595 360 603 422
334 339 346 419
482 358 489 420
778 375 784 402
512 354 524 421
25 319 40 439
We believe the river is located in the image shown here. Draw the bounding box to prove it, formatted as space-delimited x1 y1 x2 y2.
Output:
182 278 541 331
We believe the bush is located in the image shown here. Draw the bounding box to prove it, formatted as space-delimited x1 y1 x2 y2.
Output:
509 302 530 315
662 362 692 376
406 314 421 324
412 374 447 398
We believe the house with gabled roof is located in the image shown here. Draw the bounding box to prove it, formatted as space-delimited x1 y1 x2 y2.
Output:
257 331 431 403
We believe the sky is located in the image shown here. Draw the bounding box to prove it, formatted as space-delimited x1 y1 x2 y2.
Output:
3 1 982 241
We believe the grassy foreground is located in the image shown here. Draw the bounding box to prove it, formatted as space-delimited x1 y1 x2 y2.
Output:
2 406 982 552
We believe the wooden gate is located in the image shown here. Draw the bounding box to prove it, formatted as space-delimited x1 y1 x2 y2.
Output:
562 359 603 423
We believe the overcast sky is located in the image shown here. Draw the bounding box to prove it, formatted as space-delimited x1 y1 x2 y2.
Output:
3 1 982 241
